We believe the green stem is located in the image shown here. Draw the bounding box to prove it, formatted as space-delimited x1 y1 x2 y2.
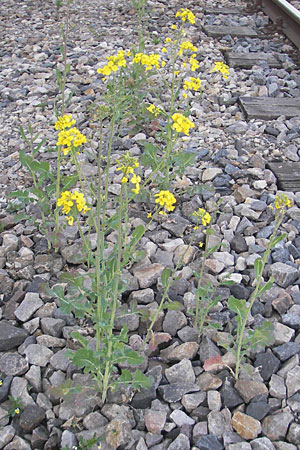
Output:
234 213 283 379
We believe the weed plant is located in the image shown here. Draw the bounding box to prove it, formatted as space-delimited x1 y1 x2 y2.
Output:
7 1 287 404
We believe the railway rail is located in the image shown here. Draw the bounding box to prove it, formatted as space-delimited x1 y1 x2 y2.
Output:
261 0 300 48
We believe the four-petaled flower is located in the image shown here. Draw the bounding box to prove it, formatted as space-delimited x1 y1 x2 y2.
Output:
154 190 176 214
192 208 211 227
171 113 195 135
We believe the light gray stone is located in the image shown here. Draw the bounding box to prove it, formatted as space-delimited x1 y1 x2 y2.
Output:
270 262 299 288
14 293 43 322
24 344 53 367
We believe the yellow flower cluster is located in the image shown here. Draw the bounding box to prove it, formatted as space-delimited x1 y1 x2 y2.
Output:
116 154 141 195
132 53 164 71
147 104 161 117
175 8 195 24
57 190 90 226
171 113 195 135
212 61 229 79
189 54 200 71
184 77 201 91
274 194 291 212
55 114 76 131
97 50 127 77
192 208 211 227
57 127 87 156
178 40 197 56
154 190 176 214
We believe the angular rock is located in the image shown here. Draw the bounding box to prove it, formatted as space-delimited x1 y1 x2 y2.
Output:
165 358 195 384
0 375 13 403
232 411 261 440
134 264 164 289
270 262 299 288
161 342 199 361
262 411 294 441
0 353 29 376
207 409 232 439
144 409 167 434
40 318 65 338
254 351 280 381
0 322 28 351
61 242 86 264
158 383 199 403
167 433 190 450
273 342 300 362
195 434 224 450
251 437 276 449
14 293 43 322
19 405 46 432
287 422 300 444
162 310 187 336
105 417 132 448
235 379 268 403
0 425 15 448
24 344 53 367
269 374 286 399
170 409 195 426
286 366 300 396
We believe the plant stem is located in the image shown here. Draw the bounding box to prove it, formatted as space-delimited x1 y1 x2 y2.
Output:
234 214 283 379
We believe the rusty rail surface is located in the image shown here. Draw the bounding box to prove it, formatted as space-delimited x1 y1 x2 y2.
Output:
261 0 300 48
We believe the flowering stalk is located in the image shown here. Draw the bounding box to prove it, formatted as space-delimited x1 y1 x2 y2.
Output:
233 195 290 379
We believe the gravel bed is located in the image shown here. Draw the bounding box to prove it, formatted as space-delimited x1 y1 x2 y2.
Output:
1 0 300 449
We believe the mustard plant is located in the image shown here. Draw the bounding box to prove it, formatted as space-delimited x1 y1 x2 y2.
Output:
219 194 291 379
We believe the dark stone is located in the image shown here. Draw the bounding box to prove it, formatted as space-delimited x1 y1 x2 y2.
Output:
131 365 161 409
221 380 243 408
272 248 290 263
19 405 46 432
246 395 271 421
251 300 265 316
273 342 300 361
230 235 248 253
0 375 13 403
254 351 280 381
191 406 210 421
31 425 49 448
158 383 199 403
229 284 251 300
161 214 191 237
288 244 300 259
25 276 46 293
195 434 224 450
213 174 231 188
0 322 28 351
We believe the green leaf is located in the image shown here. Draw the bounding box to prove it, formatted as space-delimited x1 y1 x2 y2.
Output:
258 277 274 296
131 224 145 243
140 142 159 170
119 369 131 384
161 267 171 289
254 258 263 278
248 321 275 350
271 234 286 248
71 331 89 348
69 348 99 373
19 125 29 144
8 190 29 200
163 301 182 311
132 370 154 389
62 174 78 190
228 296 248 321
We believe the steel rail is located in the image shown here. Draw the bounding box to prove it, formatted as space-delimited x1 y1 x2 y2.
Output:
262 0 300 48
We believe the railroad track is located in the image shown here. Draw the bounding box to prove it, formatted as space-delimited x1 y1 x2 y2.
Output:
262 0 300 49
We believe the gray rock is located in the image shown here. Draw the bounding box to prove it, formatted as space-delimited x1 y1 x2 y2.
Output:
269 374 286 399
246 396 270 421
31 425 49 449
167 433 190 450
228 444 251 450
19 404 46 432
49 348 71 371
34 254 63 274
170 409 195 426
199 335 222 364
4 436 31 450
134 264 164 289
165 358 195 384
24 344 54 367
0 375 13 403
262 411 294 441
25 365 42 392
270 262 299 288
207 390 222 412
162 310 187 336
59 374 99 420
61 430 78 449
182 391 206 412
0 322 28 351
0 353 29 376
286 366 300 396
14 292 43 322
61 242 86 264
195 434 224 450
10 377 35 407
273 342 300 361
287 422 300 444
281 313 300 329
0 425 15 448
144 409 167 434
251 437 275 449
161 214 190 237
40 318 65 337
235 379 268 403
221 380 243 409
254 351 280 381
207 409 232 438
83 412 109 429
106 416 133 448
158 383 199 403
273 322 295 345
128 288 154 304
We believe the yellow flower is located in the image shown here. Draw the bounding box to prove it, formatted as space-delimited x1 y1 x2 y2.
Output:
147 104 161 116
55 114 76 131
171 113 195 135
211 61 229 79
57 191 90 224
0 379 2 386
171 24 177 30
161 47 167 53
165 37 172 43
57 127 87 155
189 54 200 71
177 40 197 56
193 226 199 230
192 208 211 227
199 242 204 248
184 77 201 91
274 194 291 212
97 50 127 78
175 8 195 24
15 408 20 415
154 190 176 213
147 212 152 218
132 53 161 71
